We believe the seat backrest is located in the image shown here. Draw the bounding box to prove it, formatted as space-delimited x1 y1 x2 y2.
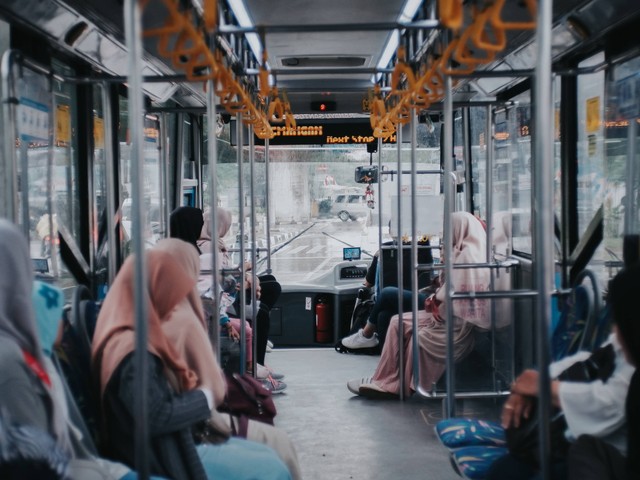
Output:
380 240 434 290
54 286 103 452
551 269 602 361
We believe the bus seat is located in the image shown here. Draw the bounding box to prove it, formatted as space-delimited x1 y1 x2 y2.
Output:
551 269 602 361
54 286 103 453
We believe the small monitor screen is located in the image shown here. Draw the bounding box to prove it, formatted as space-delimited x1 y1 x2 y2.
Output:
343 247 361 261
32 258 49 273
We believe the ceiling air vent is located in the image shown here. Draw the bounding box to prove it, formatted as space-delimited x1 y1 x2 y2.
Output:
281 56 367 68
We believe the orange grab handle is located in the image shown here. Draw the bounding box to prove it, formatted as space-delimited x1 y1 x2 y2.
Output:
490 0 537 31
438 0 463 31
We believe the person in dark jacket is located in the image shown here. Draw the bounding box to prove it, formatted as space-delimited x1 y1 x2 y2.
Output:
91 239 291 480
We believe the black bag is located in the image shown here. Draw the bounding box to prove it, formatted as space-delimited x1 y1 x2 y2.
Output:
335 287 376 354
505 402 569 467
506 344 616 466
349 287 375 335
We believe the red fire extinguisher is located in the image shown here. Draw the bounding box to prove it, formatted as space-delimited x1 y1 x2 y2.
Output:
315 297 332 343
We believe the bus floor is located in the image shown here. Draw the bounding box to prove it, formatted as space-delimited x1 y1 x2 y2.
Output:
267 348 503 480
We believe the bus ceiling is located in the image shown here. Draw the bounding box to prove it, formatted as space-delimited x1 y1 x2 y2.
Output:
0 0 639 115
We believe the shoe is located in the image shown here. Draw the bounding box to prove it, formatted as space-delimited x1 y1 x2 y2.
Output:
346 377 372 395
266 340 273 353
358 382 399 400
341 329 379 349
261 376 287 394
257 363 285 380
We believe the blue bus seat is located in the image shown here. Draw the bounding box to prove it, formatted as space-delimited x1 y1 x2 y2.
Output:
551 269 602 361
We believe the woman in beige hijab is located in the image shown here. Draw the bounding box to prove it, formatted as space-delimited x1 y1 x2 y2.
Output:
91 238 292 480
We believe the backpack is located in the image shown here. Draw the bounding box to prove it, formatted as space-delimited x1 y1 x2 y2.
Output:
349 287 375 334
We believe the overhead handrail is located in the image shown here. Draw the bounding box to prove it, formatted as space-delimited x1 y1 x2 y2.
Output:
370 0 537 138
490 0 537 31
438 0 464 31
142 0 277 139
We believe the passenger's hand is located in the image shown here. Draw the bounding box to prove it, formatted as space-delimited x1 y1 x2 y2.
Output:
501 393 533 429
226 324 240 342
511 369 539 397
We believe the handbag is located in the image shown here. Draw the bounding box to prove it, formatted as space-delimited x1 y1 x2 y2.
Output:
505 401 569 466
219 372 277 427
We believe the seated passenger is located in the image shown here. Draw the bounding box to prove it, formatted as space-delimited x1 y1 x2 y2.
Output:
485 275 635 479
91 240 293 480
347 212 491 397
0 219 155 480
152 239 300 477
198 207 284 381
0 219 73 463
33 280 169 479
567 264 640 480
170 206 255 373
341 285 431 350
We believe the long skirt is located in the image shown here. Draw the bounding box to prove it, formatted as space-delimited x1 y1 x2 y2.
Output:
371 310 475 397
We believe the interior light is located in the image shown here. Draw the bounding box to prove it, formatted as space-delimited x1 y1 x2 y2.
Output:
372 0 423 82
373 30 399 82
226 0 264 66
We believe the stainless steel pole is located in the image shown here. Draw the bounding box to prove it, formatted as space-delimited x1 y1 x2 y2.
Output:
396 121 405 400
410 110 420 395
533 0 554 477
124 0 149 477
102 83 118 285
237 114 247 374
0 50 18 222
249 124 258 376
443 74 455 418
206 61 220 362
265 138 272 273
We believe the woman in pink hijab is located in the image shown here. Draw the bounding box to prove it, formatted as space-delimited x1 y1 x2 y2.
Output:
347 212 492 398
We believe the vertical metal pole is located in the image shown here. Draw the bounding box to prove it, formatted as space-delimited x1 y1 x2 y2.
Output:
237 114 246 374
485 106 497 390
45 77 58 276
625 118 637 234
124 1 149 478
396 122 405 400
443 75 455 418
1 51 18 222
20 93 32 238
534 0 554 477
101 83 118 284
249 125 258 375
206 62 220 362
486 107 494 251
158 113 169 239
410 111 420 394
377 137 384 288
462 107 473 212
194 117 203 208
265 138 272 273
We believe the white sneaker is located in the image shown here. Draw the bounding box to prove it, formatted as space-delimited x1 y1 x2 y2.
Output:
347 377 373 395
341 329 379 349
